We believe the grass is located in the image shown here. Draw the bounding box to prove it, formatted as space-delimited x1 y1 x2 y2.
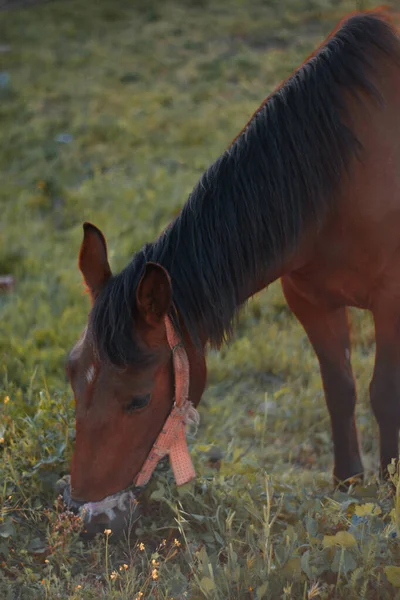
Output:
1 0 400 598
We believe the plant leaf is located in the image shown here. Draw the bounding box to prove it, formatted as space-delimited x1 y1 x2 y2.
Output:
27 537 47 554
0 518 16 539
354 503 381 517
199 576 215 592
301 549 312 578
385 566 400 587
0 539 9 558
323 531 356 548
256 582 268 599
282 557 302 577
150 483 165 502
331 548 357 573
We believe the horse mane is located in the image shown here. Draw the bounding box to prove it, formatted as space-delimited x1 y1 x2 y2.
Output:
91 10 400 365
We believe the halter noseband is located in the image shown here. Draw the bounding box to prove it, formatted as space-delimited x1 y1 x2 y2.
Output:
134 316 197 488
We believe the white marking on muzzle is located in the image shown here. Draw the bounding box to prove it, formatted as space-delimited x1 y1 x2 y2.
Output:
86 364 96 384
80 489 137 522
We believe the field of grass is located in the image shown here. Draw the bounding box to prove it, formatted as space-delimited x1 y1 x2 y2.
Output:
1 0 400 598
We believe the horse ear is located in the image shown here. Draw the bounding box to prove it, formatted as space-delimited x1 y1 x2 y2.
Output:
136 262 172 327
78 222 112 299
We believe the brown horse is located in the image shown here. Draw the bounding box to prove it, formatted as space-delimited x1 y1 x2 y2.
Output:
66 10 400 535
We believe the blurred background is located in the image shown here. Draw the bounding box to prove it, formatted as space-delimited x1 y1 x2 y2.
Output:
1 1 398 599
0 0 377 382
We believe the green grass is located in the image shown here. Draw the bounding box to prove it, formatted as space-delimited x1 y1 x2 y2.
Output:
1 0 400 598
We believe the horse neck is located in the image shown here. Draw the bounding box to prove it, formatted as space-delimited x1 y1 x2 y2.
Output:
151 203 309 351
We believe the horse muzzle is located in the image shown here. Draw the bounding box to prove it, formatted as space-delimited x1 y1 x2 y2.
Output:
56 475 141 540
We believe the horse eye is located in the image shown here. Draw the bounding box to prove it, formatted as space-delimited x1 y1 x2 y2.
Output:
124 394 151 413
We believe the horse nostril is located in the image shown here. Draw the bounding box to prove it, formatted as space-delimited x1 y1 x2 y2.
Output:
69 497 86 512
69 496 86 506
69 502 84 514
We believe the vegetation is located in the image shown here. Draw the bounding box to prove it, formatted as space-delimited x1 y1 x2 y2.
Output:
1 0 400 598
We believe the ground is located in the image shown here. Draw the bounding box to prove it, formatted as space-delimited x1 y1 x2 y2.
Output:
1 0 400 598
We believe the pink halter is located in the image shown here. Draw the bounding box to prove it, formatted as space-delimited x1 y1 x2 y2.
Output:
134 317 197 488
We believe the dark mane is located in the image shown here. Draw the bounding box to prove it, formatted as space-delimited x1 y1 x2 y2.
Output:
91 11 400 365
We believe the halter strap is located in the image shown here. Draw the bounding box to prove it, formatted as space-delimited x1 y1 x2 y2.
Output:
134 316 197 488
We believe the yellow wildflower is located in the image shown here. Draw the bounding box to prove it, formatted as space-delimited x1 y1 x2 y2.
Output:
104 529 112 536
4 396 9 404
138 542 145 551
110 570 118 580
173 538 181 547
152 568 158 580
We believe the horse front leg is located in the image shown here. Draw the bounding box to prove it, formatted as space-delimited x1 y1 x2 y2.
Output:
370 305 400 477
281 276 363 485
